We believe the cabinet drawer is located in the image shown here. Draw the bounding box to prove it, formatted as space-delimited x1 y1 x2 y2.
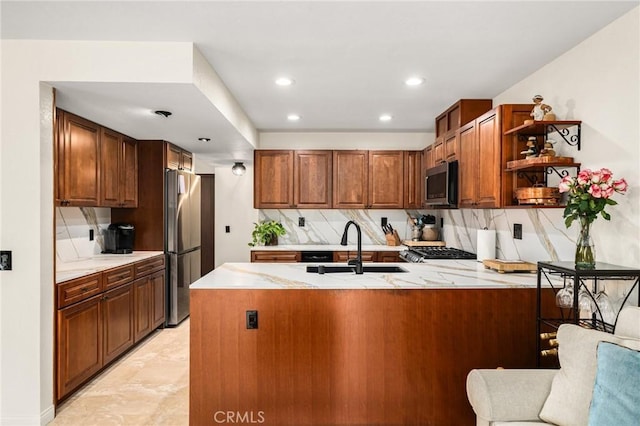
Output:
333 251 377 263
251 251 300 263
57 273 103 309
103 264 134 291
134 255 166 278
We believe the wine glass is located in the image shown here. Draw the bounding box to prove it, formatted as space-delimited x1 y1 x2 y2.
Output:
555 278 574 308
578 285 595 320
594 283 616 326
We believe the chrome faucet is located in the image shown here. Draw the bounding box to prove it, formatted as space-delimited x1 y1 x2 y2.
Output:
340 220 363 274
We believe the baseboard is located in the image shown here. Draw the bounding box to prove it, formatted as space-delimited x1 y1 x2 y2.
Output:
0 404 54 426
41 405 55 425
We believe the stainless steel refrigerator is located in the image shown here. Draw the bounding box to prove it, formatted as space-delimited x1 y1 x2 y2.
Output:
166 169 201 326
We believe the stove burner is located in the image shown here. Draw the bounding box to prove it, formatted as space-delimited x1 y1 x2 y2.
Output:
399 247 476 262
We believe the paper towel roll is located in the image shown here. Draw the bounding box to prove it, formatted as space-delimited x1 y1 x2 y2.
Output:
477 229 496 261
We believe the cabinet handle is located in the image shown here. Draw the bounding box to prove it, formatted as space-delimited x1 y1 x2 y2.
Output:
102 295 109 301
80 287 90 293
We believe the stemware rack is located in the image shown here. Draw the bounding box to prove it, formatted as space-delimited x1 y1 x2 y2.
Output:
536 261 640 366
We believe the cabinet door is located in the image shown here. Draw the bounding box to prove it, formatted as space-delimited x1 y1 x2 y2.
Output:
181 151 193 172
294 150 332 208
57 295 103 400
378 252 400 262
404 151 423 209
444 131 458 161
254 150 294 208
476 111 501 208
100 128 122 207
133 277 152 342
432 138 445 164
332 151 368 209
250 251 300 263
458 122 478 208
368 151 404 209
151 271 166 329
423 145 434 171
59 111 101 206
166 143 181 170
120 137 138 207
102 284 134 364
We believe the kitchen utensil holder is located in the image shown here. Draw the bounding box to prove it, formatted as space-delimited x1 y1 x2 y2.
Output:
386 230 401 246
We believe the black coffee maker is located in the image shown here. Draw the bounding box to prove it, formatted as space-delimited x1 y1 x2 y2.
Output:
103 223 135 254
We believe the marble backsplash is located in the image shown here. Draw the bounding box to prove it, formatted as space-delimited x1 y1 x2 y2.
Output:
261 207 610 265
56 207 110 262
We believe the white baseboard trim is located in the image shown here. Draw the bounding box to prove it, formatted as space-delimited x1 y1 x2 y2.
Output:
41 405 55 425
0 404 54 425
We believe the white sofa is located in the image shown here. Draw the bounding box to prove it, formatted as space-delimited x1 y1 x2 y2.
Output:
466 306 640 426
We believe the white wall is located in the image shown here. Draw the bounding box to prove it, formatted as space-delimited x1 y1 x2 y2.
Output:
0 40 206 425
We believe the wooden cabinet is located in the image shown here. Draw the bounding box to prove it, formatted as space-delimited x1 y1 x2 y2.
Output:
251 251 301 263
254 150 295 208
404 151 423 209
333 150 369 209
376 252 401 263
333 251 377 263
166 143 193 172
100 130 138 207
55 109 139 207
458 105 534 208
294 150 333 208
102 284 134 365
55 255 166 402
55 110 101 206
423 145 434 171
444 131 458 161
435 99 493 138
368 151 404 209
57 294 103 400
433 138 445 164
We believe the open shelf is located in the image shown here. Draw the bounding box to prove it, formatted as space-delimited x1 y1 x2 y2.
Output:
505 156 580 171
504 120 582 136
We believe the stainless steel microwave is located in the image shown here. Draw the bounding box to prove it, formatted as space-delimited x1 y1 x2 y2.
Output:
425 160 458 206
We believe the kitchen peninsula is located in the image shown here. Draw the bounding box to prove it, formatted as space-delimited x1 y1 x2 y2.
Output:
190 261 557 425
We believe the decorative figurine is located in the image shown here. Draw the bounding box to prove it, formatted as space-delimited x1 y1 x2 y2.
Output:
530 95 553 121
520 136 539 159
539 139 557 157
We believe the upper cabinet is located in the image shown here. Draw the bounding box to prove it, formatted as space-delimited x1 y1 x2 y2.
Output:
254 150 295 208
56 110 101 206
166 143 193 172
332 150 368 209
435 99 493 139
458 104 533 208
55 109 139 208
294 150 333 209
368 151 404 209
404 151 423 209
100 129 138 208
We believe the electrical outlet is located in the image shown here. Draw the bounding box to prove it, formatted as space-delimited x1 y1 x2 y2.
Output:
440 217 444 227
225 226 230 233
298 217 305 227
246 310 258 329
89 229 94 241
514 223 523 240
0 251 12 271
381 217 388 227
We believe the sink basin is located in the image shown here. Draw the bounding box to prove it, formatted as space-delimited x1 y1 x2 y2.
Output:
306 265 408 274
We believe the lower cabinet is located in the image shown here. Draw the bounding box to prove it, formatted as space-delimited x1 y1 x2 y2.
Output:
333 251 377 262
55 255 166 402
377 252 401 263
251 251 301 263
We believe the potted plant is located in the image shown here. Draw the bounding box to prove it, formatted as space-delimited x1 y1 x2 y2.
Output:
248 220 287 247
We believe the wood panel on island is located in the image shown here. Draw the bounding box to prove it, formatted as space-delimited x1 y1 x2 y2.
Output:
55 255 165 403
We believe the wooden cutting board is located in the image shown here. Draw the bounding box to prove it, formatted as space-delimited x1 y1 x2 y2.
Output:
483 259 537 273
403 240 446 247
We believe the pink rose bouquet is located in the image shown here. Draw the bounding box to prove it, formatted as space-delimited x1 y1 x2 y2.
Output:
558 168 628 227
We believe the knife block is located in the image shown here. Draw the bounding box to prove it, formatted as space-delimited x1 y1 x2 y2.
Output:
385 230 402 246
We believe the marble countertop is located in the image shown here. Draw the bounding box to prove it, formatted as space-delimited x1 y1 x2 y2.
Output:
250 244 406 252
56 251 164 284
191 261 551 290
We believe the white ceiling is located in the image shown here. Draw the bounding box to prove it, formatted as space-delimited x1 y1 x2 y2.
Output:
2 1 638 167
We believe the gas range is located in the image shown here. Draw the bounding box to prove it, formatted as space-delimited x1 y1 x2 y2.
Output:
400 246 477 262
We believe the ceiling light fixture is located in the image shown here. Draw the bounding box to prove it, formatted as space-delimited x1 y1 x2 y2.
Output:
275 77 294 86
405 77 425 86
198 137 211 142
231 162 246 176
379 114 393 122
287 114 301 121
154 110 172 117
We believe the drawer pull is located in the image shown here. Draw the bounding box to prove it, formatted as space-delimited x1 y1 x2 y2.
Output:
80 287 91 293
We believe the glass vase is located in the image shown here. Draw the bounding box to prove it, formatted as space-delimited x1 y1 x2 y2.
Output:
575 217 595 268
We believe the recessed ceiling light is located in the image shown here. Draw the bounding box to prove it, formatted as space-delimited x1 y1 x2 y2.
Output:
275 77 294 86
198 137 211 142
287 114 301 121
379 114 393 122
154 110 172 117
405 77 425 86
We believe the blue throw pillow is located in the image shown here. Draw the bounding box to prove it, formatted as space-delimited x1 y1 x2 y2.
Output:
588 342 640 425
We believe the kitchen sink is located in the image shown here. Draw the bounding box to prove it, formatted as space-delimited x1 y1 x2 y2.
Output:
306 265 408 274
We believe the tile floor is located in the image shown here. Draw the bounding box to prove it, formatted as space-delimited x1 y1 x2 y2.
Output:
49 319 189 425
